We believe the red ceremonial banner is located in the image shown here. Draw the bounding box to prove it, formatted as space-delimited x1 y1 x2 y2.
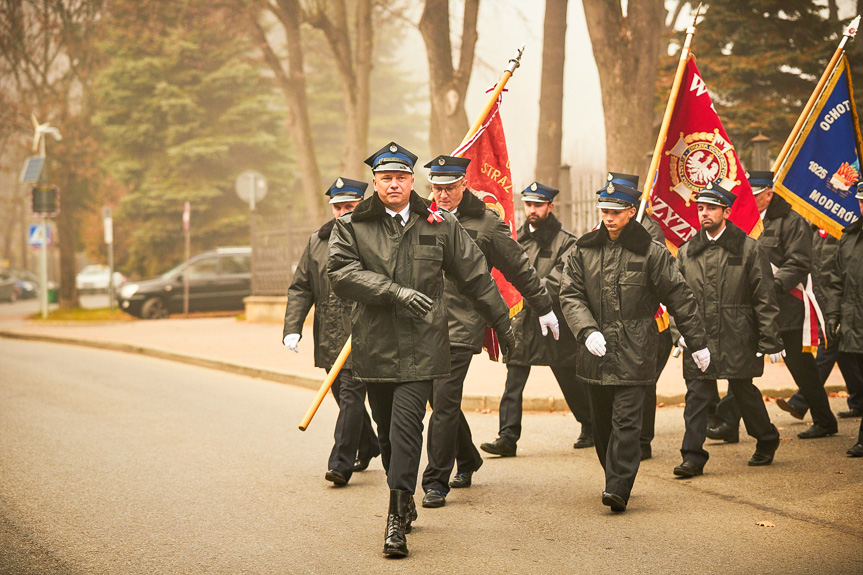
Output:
650 56 761 249
453 93 523 359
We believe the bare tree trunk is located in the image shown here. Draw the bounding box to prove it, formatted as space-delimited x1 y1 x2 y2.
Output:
251 0 323 222
535 0 568 187
419 0 479 154
583 0 665 179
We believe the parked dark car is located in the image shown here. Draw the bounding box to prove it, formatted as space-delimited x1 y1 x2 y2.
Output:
10 269 39 299
118 247 251 319
0 270 21 303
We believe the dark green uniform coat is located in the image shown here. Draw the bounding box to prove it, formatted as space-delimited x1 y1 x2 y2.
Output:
444 190 552 352
283 220 352 371
328 191 510 383
811 227 839 311
825 218 863 354
677 221 784 380
759 194 812 332
560 220 708 386
508 213 578 367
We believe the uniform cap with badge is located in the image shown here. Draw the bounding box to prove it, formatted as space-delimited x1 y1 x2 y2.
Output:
856 180 863 200
747 170 774 195
326 177 368 204
521 181 559 203
424 155 470 184
364 141 418 173
597 172 641 209
694 180 737 208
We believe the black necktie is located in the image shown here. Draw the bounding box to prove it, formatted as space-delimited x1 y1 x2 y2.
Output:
392 214 402 227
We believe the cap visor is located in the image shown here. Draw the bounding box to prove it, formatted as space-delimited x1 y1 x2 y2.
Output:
373 162 412 173
428 174 465 184
597 200 632 210
328 195 362 204
750 186 769 195
521 194 551 203
695 198 727 207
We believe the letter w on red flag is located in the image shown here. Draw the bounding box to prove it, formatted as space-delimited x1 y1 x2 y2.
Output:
649 55 762 252
452 92 522 360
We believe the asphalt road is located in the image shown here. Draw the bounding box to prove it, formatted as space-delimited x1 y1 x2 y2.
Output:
1 338 862 574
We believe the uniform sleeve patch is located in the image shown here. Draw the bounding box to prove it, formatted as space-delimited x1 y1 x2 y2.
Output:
762 229 775 237
728 256 743 266
419 235 437 246
626 261 644 271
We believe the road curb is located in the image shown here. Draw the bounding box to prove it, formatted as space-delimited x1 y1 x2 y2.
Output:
1 330 845 412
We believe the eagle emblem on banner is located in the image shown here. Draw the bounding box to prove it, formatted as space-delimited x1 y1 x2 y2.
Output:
666 129 741 205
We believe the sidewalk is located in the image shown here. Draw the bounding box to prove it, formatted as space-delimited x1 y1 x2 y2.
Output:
0 313 849 411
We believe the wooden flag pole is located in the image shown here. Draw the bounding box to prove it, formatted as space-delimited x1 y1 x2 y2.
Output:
637 4 703 223
300 45 526 432
772 15 860 174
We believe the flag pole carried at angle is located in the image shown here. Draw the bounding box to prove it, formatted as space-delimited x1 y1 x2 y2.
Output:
772 15 861 175
637 3 703 223
300 45 528 432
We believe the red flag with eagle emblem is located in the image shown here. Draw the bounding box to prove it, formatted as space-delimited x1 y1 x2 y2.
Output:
649 55 761 251
452 92 522 360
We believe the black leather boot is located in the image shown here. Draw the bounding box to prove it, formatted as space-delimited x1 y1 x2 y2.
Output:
405 494 417 534
383 489 410 557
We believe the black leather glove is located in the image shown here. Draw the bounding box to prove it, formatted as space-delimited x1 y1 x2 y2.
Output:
391 285 433 317
496 325 517 359
826 318 840 341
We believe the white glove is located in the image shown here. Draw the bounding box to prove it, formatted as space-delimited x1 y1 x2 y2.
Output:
769 349 786 363
692 347 711 372
538 310 560 340
585 331 607 357
678 336 687 349
756 352 763 358
283 333 300 353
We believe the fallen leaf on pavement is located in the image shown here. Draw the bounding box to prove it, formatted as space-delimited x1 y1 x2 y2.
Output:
755 520 775 527
780 437 793 441
836 470 845 474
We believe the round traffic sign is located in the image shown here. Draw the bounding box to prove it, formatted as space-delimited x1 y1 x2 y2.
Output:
235 170 268 205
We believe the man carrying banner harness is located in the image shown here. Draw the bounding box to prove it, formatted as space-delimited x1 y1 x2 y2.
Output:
824 182 863 457
481 182 593 459
283 178 380 487
327 141 513 557
420 157 555 508
775 226 863 420
674 181 783 477
560 174 709 513
709 171 838 442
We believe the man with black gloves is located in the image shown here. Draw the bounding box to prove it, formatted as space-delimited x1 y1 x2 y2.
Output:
327 142 513 557
283 178 380 486
420 157 556 509
560 173 709 513
674 182 783 477
481 181 593 459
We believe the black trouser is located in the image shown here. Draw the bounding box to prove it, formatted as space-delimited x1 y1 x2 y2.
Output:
328 369 380 480
717 329 838 431
852 355 863 444
642 330 674 449
423 348 483 494
498 363 591 444
588 384 645 503
785 334 863 414
682 378 780 466
366 380 433 494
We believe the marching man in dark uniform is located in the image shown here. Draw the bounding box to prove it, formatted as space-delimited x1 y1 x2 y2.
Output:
481 182 594 459
709 171 838 441
327 142 514 557
825 183 863 457
420 157 555 508
674 182 783 477
560 173 709 512
282 178 380 486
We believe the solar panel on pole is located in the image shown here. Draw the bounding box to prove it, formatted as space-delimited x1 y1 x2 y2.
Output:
19 156 46 184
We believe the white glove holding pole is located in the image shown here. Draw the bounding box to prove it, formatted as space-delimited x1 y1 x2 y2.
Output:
283 333 300 353
585 331 607 357
538 311 560 340
769 349 786 363
692 347 711 372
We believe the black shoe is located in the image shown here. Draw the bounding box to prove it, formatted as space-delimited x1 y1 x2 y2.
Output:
421 488 446 508
640 444 652 461
706 422 739 443
405 496 417 534
383 490 410 557
673 460 704 477
573 429 594 449
847 443 863 457
776 398 804 420
353 457 372 472
838 408 863 418
449 472 473 489
325 469 347 486
797 424 838 439
601 491 626 512
480 437 517 457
